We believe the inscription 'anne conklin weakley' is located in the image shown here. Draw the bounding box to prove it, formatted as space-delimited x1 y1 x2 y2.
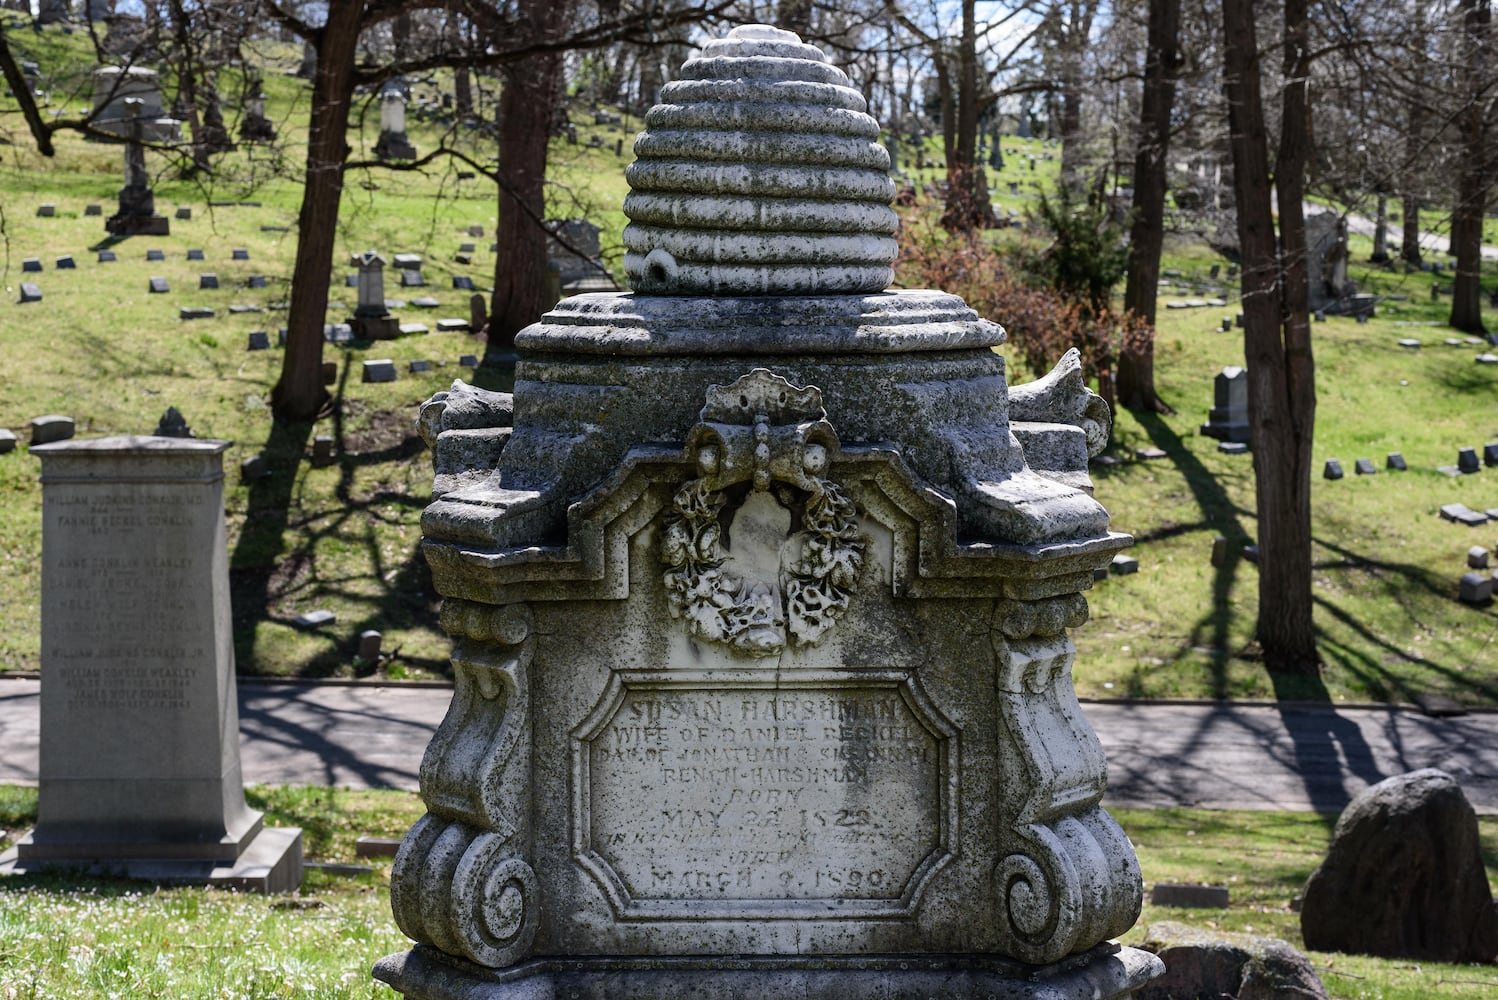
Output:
579 681 953 913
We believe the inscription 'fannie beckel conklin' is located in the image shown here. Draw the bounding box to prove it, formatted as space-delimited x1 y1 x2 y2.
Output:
376 22 1162 1000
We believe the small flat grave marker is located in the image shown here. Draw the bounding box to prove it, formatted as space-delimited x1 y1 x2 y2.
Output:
393 253 422 270
0 428 16 455
54 255 75 270
436 318 469 333
385 299 407 310
1446 338 1465 347
248 275 268 289
19 283 41 303
1398 338 1421 349
362 358 397 383
1110 554 1139 575
247 331 271 351
180 307 215 320
240 454 270 481
1458 447 1481 474
146 249 165 261
323 324 354 344
293 609 337 629
1484 443 1498 467
399 322 429 336
187 249 205 261
454 254 472 266
97 250 116 263
1440 503 1489 526
1459 572 1494 604
400 270 425 288
1135 446 1167 460
36 204 54 217
175 206 192 220
1468 546 1490 570
1354 458 1376 476
261 225 291 233
1220 317 1232 332
1150 884 1230 909
1387 452 1407 471
458 354 478 368
345 273 359 287
409 359 432 373
1323 459 1344 480
29 415 74 445
452 276 475 290
84 204 102 217
149 277 169 293
459 242 476 253
355 837 402 859
1218 441 1248 454
1478 354 1498 365
232 248 250 261
21 258 41 273
1210 537 1230 567
468 225 483 237
1091 455 1121 467
199 274 219 290
411 297 440 309
312 434 335 464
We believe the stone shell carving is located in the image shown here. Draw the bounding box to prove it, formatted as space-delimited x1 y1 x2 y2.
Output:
623 24 898 296
661 369 866 655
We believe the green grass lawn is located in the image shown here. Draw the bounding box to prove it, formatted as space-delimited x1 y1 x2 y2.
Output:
2 787 1494 998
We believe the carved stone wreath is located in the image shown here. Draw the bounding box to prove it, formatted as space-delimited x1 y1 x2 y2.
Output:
661 370 865 657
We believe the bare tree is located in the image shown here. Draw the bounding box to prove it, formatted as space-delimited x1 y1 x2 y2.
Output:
1221 0 1319 674
1116 0 1182 413
1450 0 1492 333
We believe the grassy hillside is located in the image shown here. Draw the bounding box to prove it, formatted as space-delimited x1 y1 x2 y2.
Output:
1 18 1496 703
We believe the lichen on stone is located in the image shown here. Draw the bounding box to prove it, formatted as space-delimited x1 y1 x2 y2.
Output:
623 24 898 296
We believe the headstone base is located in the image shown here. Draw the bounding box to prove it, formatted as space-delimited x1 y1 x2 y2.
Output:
374 944 1163 1000
352 314 402 340
0 825 302 894
106 213 170 236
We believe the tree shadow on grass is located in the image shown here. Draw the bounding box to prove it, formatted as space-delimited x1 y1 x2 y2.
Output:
229 355 450 681
1129 411 1254 699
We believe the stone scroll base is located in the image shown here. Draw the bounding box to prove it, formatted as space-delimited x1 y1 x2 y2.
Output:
374 944 1164 1000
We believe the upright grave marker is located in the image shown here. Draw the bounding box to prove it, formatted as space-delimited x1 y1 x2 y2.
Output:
105 99 169 237
377 24 1157 1000
0 437 301 891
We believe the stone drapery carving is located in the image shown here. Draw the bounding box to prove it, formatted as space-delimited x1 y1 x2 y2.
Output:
661 370 865 656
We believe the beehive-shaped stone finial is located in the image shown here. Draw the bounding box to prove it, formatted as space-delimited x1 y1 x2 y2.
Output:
623 24 898 296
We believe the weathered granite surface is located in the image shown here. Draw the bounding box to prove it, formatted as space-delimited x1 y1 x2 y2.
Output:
0 437 300 892
379 22 1154 1000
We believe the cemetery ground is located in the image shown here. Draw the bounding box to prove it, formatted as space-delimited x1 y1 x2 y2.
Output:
0 784 1494 999
3 20 1498 997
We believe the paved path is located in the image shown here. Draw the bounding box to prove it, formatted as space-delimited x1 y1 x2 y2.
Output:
2 678 1496 814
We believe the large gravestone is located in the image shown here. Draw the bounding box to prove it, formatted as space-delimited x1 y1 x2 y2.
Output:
1200 366 1249 443
91 66 180 143
106 99 170 237
375 25 1158 1000
1306 213 1353 313
0 437 301 892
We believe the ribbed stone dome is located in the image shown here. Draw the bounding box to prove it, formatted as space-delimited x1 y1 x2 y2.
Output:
622 24 898 296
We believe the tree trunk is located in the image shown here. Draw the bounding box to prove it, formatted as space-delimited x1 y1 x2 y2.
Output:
941 0 993 232
1117 0 1181 414
1371 194 1388 262
1450 0 1491 334
1223 0 1319 674
485 47 564 364
1401 194 1421 265
168 0 210 174
271 1 363 423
